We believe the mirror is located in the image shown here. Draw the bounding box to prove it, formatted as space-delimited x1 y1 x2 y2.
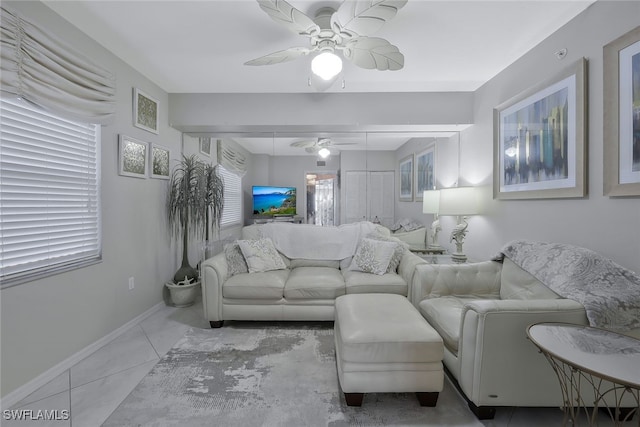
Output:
183 131 460 227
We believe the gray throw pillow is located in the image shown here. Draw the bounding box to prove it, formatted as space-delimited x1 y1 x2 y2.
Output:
224 242 248 276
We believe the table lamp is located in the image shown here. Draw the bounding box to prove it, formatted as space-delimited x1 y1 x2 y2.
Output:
439 187 481 263
422 190 441 249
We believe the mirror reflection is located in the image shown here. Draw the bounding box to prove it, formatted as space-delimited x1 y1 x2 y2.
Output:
183 131 460 229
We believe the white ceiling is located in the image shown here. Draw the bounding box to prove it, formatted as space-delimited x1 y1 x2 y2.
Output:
42 0 595 155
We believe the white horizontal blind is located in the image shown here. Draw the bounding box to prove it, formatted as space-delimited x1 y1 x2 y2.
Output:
219 166 242 227
0 98 101 287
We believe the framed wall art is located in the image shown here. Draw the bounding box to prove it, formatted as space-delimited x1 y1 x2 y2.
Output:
493 58 587 200
119 135 148 178
199 137 212 157
604 26 640 197
399 154 413 201
133 88 159 134
150 143 170 179
415 145 436 201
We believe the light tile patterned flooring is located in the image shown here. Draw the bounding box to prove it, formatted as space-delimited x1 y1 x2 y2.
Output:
5 296 628 427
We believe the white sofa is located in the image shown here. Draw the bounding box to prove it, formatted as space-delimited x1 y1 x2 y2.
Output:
201 222 427 327
412 254 640 419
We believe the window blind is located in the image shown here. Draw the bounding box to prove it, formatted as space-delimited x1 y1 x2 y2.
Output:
219 165 242 227
0 98 101 287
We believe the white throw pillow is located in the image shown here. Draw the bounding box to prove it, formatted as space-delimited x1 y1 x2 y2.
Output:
348 238 397 275
237 238 287 273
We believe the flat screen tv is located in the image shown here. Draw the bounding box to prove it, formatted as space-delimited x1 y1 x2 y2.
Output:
252 186 296 217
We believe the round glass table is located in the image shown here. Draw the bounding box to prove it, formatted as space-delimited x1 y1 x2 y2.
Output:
527 322 640 426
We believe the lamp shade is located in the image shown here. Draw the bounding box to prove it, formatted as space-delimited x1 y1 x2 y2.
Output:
422 190 440 214
439 187 481 216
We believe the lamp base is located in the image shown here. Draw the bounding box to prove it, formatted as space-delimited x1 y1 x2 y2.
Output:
451 253 467 263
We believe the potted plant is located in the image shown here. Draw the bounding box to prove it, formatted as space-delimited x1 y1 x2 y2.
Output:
166 155 224 306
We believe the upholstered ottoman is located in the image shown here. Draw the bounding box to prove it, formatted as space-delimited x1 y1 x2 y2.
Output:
334 293 444 406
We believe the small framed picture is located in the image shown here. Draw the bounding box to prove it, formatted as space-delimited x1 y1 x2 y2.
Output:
133 88 159 134
399 154 414 202
199 137 212 156
119 135 148 178
415 145 436 201
150 144 170 179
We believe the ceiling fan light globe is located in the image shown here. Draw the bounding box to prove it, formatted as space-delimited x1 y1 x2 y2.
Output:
311 52 342 80
318 147 331 158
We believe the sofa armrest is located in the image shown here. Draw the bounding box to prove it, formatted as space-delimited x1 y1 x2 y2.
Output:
201 252 228 323
456 298 588 406
398 251 427 302
410 261 502 307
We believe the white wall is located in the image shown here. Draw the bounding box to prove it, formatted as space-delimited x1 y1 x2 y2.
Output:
459 0 640 272
1 2 182 397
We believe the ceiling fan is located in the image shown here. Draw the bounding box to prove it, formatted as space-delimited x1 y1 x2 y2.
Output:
245 0 408 81
290 137 357 157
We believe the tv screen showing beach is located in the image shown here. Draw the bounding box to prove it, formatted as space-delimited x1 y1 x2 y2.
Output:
252 186 296 216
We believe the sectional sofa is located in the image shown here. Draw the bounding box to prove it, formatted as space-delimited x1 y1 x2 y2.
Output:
200 222 427 327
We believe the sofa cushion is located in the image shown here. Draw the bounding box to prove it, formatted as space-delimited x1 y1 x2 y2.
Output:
418 296 478 354
500 257 561 300
348 238 398 275
284 267 345 299
237 238 287 273
223 269 289 299
342 270 407 295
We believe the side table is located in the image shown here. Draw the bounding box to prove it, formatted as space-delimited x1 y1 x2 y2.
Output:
527 322 640 426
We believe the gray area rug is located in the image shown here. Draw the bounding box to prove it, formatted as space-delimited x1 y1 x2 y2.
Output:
104 322 482 426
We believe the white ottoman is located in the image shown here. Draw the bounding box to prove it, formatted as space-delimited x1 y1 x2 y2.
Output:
334 293 444 407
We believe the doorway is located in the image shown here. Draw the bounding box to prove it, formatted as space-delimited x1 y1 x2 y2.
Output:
305 172 339 226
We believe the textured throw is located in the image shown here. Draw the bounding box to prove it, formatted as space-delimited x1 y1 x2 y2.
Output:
495 240 640 331
104 323 481 426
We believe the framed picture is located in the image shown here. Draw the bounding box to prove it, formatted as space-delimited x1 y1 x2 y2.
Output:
399 154 413 201
133 88 159 134
150 144 170 179
493 58 587 200
199 137 212 157
604 26 640 197
118 135 148 178
415 145 436 201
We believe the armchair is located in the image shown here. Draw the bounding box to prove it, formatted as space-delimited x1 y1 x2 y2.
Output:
411 258 589 418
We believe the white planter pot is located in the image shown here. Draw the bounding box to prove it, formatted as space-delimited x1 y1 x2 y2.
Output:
165 281 199 307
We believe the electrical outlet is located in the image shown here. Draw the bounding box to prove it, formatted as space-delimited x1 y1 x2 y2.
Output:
128 277 135 290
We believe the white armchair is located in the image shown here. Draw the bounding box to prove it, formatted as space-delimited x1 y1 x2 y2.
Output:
411 258 589 419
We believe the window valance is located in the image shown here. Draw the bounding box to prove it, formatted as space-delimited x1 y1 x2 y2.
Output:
0 6 116 124
216 139 247 177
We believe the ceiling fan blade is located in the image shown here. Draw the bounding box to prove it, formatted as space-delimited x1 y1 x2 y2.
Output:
342 37 404 70
331 0 408 37
257 0 321 37
245 47 312 66
305 146 319 153
290 139 317 148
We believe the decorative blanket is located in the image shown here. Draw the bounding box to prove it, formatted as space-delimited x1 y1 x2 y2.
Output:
259 221 379 260
494 240 640 331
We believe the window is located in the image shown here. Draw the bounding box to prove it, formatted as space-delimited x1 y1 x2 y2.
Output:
0 98 101 287
219 165 242 227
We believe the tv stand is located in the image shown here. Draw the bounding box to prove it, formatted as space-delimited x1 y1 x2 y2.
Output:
254 216 303 224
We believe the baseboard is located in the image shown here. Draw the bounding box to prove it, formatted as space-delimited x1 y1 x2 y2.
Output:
1 301 165 409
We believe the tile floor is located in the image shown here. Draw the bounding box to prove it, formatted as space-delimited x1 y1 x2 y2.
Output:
4 296 630 427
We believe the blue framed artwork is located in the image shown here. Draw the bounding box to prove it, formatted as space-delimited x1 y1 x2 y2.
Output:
494 58 587 200
415 145 436 201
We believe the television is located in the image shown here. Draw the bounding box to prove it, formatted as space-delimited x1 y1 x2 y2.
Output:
252 186 297 217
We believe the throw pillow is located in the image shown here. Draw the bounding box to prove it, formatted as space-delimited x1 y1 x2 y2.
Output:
348 238 398 275
224 242 248 276
237 238 287 273
365 233 407 273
